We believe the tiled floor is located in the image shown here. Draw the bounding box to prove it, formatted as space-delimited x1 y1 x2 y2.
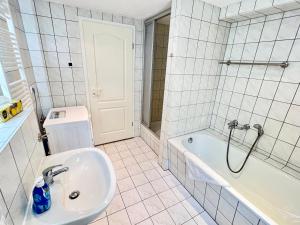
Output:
89 137 217 225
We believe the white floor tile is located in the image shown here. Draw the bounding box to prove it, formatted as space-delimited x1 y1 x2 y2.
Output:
137 183 156 200
132 173 149 187
143 195 165 216
137 218 153 225
182 197 204 217
150 178 169 193
123 156 138 167
158 189 180 208
144 169 161 181
172 185 191 201
116 168 130 180
127 202 150 224
121 188 142 207
163 174 181 188
90 217 108 225
183 219 198 225
167 203 192 225
108 209 131 225
151 210 175 225
106 194 125 215
194 212 218 225
139 161 155 171
120 150 132 159
99 138 216 225
118 177 135 192
135 153 148 163
127 164 143 176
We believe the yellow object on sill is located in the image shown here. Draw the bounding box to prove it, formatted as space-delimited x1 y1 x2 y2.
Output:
0 100 23 123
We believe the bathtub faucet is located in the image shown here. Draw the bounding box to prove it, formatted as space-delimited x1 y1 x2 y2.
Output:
253 124 264 136
228 120 250 131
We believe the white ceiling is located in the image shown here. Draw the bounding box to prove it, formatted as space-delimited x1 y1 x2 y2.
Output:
45 0 171 19
44 0 240 19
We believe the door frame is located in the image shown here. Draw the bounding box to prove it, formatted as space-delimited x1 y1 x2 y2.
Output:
79 17 136 144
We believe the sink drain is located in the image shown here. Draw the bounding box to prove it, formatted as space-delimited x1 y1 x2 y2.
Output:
69 190 80 200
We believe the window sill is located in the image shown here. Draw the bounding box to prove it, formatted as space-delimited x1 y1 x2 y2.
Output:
0 108 32 153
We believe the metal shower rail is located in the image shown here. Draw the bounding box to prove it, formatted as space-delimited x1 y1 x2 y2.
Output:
218 60 289 68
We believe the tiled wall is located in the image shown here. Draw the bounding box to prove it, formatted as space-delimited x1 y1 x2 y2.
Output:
210 9 300 177
159 0 230 168
140 124 160 155
19 0 144 135
8 0 42 117
220 0 300 22
169 142 269 225
151 23 169 122
0 110 45 224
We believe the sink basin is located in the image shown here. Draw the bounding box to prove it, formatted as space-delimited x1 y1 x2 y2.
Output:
24 148 116 225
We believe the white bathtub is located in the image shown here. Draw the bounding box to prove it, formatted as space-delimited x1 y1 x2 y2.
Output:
169 130 300 225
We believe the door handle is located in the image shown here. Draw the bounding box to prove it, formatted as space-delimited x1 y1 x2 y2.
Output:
91 88 102 97
92 88 98 97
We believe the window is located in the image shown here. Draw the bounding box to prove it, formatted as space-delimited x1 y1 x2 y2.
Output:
0 0 31 108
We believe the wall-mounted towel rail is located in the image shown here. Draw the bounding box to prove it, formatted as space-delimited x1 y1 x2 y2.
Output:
218 60 289 68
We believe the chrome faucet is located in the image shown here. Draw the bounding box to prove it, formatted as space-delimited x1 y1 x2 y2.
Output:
42 164 69 185
228 120 250 131
253 124 264 136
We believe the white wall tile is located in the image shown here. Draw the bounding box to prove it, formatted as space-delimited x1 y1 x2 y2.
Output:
19 0 35 14
55 36 69 53
29 51 45 67
9 130 29 177
0 146 20 207
275 82 298 102
270 40 293 61
9 184 27 225
65 5 78 21
286 104 300 126
44 52 59 67
35 1 51 17
260 20 281 42
41 35 56 51
289 39 300 61
37 16 54 35
277 16 300 40
58 52 71 67
69 38 81 53
22 14 39 33
268 101 290 121
47 67 61 81
53 18 67 36
26 33 42 51
66 21 80 38
50 2 65 19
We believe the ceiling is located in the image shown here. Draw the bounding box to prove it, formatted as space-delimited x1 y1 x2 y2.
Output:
45 0 171 19
44 0 240 19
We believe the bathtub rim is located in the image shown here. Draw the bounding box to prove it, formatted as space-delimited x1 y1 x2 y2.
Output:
168 129 281 225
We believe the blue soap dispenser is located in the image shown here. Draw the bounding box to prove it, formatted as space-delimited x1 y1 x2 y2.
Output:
32 176 51 214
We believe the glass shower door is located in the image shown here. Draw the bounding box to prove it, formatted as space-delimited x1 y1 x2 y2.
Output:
142 21 155 127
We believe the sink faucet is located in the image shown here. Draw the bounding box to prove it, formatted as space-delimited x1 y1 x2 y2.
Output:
42 164 69 185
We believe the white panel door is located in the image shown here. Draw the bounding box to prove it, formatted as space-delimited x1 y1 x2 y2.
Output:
81 20 134 145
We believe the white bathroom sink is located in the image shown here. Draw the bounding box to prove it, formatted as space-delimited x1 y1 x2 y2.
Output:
24 148 116 225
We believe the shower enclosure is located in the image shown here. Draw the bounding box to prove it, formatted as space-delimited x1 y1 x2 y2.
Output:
142 12 170 138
